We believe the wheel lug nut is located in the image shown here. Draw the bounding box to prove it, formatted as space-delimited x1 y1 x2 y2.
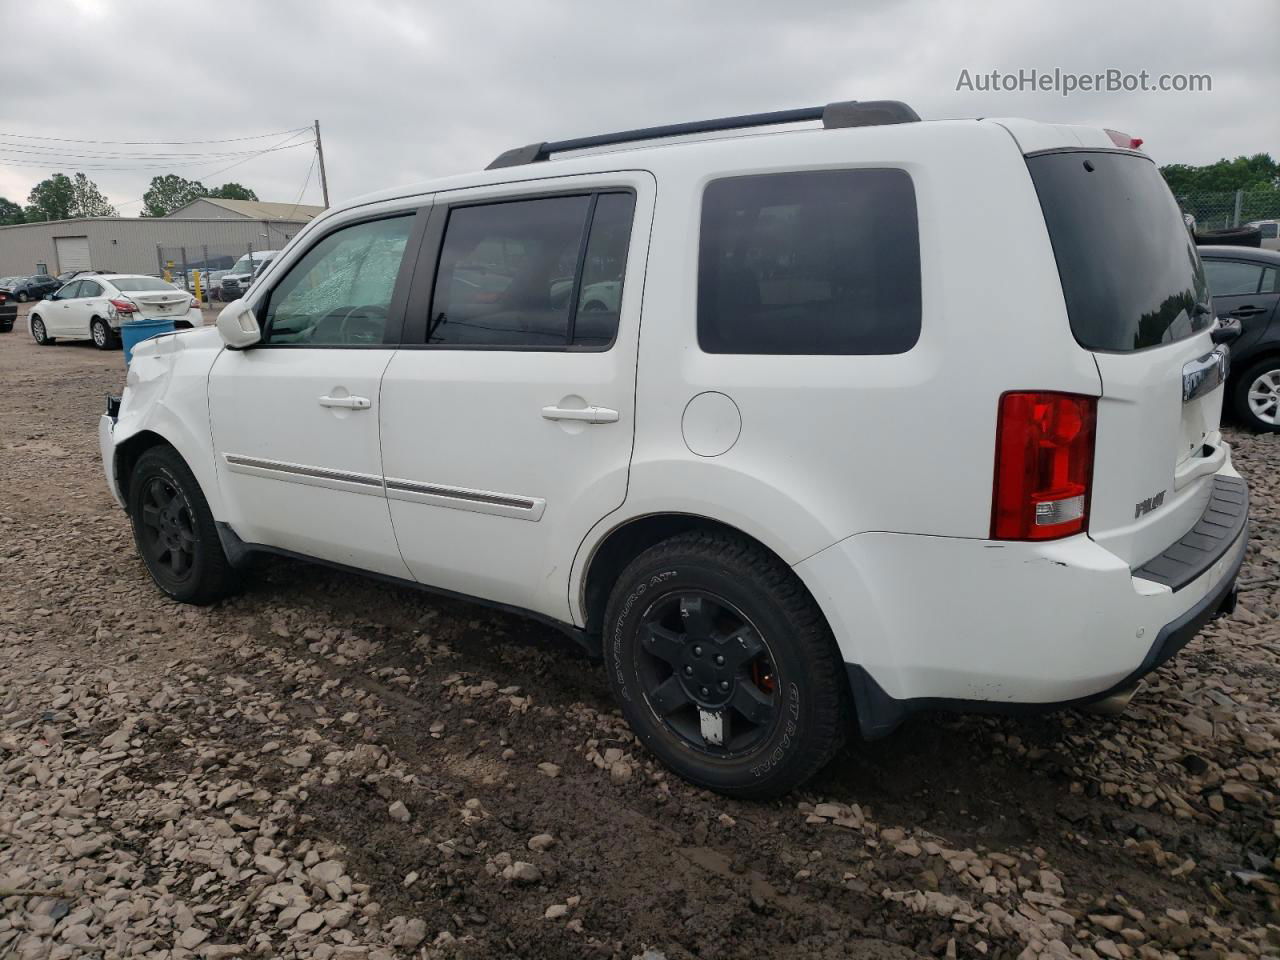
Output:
683 666 693 676
714 654 725 666
699 686 709 697
692 645 703 657
718 680 729 691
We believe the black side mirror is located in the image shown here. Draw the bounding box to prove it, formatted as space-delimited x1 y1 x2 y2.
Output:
1211 316 1243 345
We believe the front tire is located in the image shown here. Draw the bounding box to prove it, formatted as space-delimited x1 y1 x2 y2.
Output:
16 291 28 303
1233 358 1280 432
127 446 238 605
31 315 53 345
603 530 850 799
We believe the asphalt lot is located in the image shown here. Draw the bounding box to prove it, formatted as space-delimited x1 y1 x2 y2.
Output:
1 308 1277 959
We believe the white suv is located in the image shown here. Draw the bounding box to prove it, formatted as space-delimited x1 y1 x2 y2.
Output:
99 101 1248 797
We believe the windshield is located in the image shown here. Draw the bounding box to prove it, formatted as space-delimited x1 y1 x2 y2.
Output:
230 256 255 274
1028 151 1211 353
113 277 177 292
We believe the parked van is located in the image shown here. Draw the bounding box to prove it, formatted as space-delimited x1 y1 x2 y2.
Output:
100 101 1247 797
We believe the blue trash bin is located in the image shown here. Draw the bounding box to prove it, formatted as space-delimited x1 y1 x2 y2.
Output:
121 317 176 365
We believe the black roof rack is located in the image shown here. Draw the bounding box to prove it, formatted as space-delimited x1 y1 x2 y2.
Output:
486 99 920 170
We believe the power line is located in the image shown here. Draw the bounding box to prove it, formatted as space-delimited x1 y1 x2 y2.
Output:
0 139 312 160
0 126 312 146
112 131 318 209
0 135 315 172
286 150 319 220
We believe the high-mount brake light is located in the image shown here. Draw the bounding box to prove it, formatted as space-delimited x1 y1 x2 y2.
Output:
1104 129 1144 150
991 392 1097 541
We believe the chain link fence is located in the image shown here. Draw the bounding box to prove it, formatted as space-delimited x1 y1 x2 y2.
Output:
156 240 284 302
1175 186 1280 232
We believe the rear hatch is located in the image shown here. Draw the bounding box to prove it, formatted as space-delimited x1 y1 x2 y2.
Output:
1028 149 1225 569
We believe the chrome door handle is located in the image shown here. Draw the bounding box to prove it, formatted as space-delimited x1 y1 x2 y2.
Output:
541 404 619 424
318 395 371 410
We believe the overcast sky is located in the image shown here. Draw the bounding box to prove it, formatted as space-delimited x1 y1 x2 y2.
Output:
2 0 1276 213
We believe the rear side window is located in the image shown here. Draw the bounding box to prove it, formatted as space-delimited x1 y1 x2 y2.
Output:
1028 151 1211 352
698 170 920 355
80 280 102 297
1204 259 1265 297
427 192 634 349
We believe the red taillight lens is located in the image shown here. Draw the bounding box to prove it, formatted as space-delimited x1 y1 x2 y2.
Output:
109 298 137 315
992 392 1097 541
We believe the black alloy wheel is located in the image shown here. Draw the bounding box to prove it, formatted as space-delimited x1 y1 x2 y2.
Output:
636 591 780 756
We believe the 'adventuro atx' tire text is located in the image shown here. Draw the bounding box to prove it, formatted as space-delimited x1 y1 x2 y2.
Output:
603 530 850 798
126 446 238 605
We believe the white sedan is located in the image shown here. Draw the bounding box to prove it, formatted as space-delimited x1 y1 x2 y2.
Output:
29 274 203 350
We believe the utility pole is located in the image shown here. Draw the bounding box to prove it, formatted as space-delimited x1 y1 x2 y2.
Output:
314 119 331 208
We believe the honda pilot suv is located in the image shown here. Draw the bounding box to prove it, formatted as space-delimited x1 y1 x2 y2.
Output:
99 101 1247 797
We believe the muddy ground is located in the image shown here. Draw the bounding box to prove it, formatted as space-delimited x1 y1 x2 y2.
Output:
1 313 1277 960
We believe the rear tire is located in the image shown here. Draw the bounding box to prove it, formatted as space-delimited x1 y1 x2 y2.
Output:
91 317 114 350
127 446 239 605
1233 358 1280 432
603 530 850 799
16 291 28 303
31 315 53 345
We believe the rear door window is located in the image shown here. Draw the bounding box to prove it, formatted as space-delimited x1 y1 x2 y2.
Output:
1204 260 1265 297
79 280 102 298
1027 151 1211 352
697 168 921 355
426 191 634 349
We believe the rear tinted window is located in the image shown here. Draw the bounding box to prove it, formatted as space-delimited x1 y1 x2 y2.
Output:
1028 151 1211 352
698 169 921 355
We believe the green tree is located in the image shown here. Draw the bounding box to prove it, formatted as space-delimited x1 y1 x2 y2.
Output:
25 173 74 221
0 197 23 225
71 172 116 217
1161 154 1279 195
24 172 116 220
141 174 208 217
208 182 258 201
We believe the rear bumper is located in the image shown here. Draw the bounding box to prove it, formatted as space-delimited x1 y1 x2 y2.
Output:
796 462 1248 738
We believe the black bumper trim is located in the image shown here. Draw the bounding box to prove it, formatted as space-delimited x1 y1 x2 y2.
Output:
1132 476 1247 591
846 526 1246 739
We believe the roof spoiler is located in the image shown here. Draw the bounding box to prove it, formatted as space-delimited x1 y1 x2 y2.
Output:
485 99 920 170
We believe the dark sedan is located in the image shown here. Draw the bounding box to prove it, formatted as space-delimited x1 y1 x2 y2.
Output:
1201 246 1280 431
10 273 62 303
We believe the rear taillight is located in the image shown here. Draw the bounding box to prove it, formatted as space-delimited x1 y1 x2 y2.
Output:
992 392 1097 541
189 296 199 309
108 298 137 317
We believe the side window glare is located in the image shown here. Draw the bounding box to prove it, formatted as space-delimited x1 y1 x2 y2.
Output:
261 216 413 346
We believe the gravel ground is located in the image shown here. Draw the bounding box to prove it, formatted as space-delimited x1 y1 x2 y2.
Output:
1 314 1277 960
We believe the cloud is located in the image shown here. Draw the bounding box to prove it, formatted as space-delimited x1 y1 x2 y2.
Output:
1 0 1275 211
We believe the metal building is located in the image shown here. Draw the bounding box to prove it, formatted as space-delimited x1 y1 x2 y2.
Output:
0 200 324 278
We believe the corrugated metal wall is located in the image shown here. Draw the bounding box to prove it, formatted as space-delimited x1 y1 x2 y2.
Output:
0 217 310 276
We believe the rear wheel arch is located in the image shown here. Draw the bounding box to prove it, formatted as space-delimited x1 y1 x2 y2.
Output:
581 513 828 639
